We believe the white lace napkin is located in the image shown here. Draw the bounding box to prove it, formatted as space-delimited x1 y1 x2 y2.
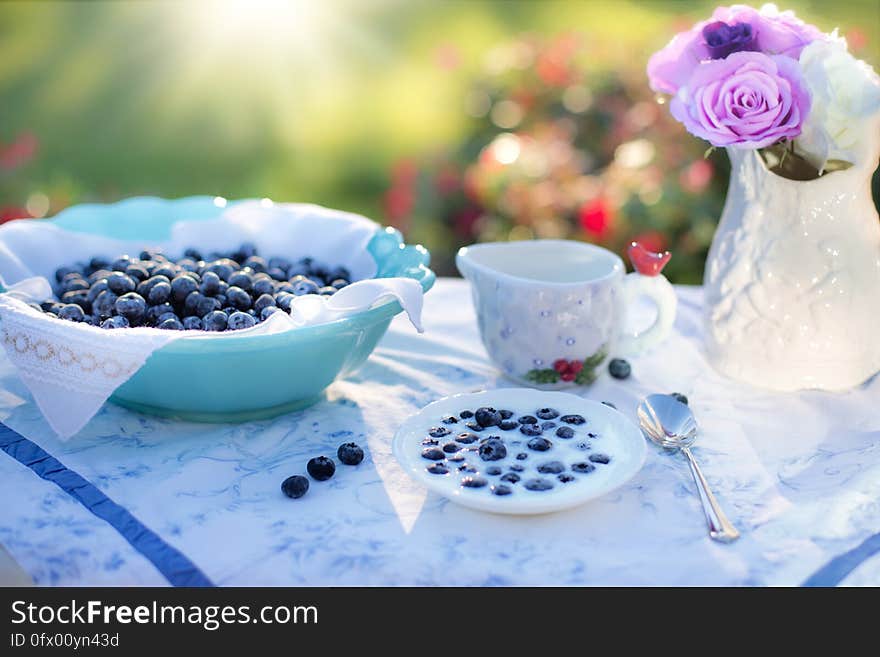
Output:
0 202 424 439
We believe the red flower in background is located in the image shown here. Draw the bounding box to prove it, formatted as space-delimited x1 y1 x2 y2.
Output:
578 197 613 238
0 132 38 171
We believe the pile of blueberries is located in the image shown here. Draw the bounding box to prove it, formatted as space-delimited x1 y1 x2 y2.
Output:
421 406 611 496
36 243 353 332
281 442 365 500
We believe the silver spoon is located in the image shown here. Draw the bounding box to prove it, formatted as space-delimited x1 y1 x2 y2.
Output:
638 394 740 543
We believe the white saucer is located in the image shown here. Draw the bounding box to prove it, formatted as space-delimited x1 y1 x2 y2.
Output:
392 388 647 515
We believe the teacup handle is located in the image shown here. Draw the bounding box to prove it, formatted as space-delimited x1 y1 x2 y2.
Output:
617 272 677 356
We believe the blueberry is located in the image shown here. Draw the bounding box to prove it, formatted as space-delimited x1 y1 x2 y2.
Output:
337 442 364 465
158 317 184 330
318 286 336 296
58 304 85 322
147 281 172 305
456 432 478 444
518 415 538 425
86 280 110 304
177 258 200 273
475 407 502 428
260 306 280 321
89 256 110 271
520 424 543 437
524 478 554 491
110 256 131 272
478 438 507 462
541 421 556 430
205 260 236 281
145 303 174 325
292 279 319 296
228 271 253 292
199 271 222 296
527 437 552 451
601 401 617 409
608 358 631 380
556 426 575 439
227 311 256 330
421 447 445 461
446 453 465 462
54 266 79 283
101 315 130 329
61 276 89 293
509 464 525 472
281 475 309 499
88 269 113 284
330 279 349 290
61 290 90 309
183 316 203 330
428 426 451 438
253 293 276 314
442 442 460 454
137 274 170 297
485 466 502 476
274 292 294 313
253 277 275 297
226 286 252 310
500 473 520 483
198 310 225 332
561 414 586 425
237 242 258 259
152 264 178 280
465 422 483 432
441 416 458 425
114 292 146 325
421 438 439 446
515 452 528 461
491 484 512 496
558 474 575 483
125 263 150 282
499 419 518 431
537 461 565 474
306 456 335 481
589 453 611 464
536 408 559 420
268 256 292 272
572 462 595 474
459 410 474 419
461 476 487 488
670 392 689 405
268 267 288 281
426 463 449 475
106 272 135 295
40 300 62 314
243 256 268 273
171 275 198 304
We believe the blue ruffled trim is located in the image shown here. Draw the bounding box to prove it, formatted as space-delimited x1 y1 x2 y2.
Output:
0 423 213 587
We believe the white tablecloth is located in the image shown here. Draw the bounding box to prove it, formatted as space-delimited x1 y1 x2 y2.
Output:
1 279 879 586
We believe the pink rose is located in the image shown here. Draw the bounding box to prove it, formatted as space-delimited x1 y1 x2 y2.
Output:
669 51 810 148
648 4 825 95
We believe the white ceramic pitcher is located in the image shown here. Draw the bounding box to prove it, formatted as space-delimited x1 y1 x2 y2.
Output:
703 117 880 391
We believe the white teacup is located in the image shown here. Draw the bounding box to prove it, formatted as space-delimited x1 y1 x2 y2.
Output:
456 240 676 387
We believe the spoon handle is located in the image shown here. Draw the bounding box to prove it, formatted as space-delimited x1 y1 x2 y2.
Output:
681 447 740 543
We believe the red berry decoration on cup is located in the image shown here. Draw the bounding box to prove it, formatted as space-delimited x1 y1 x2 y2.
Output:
627 241 671 277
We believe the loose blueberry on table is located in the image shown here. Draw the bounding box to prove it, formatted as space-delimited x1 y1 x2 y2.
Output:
39 244 353 332
306 456 336 481
608 358 632 380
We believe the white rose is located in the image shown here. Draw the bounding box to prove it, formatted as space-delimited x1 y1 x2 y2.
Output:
795 34 880 172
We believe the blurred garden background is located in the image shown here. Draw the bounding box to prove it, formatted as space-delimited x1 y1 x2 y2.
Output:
1 0 878 282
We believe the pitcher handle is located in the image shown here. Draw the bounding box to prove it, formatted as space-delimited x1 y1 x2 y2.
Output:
617 272 677 356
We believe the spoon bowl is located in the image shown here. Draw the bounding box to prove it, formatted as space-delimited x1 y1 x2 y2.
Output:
638 394 697 449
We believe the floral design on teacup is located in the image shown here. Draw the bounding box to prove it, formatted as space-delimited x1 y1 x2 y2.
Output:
524 345 608 385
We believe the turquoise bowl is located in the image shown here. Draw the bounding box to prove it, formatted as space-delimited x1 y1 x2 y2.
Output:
37 196 435 422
